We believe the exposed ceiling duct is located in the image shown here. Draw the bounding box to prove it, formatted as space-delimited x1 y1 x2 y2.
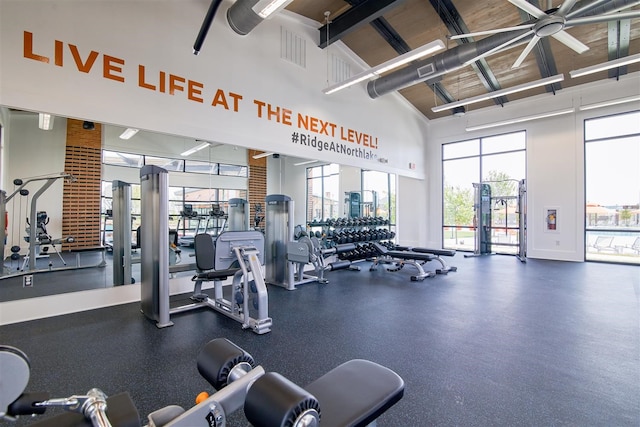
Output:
367 0 640 99
227 0 294 35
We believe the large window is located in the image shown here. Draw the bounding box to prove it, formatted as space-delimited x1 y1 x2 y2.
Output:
361 170 396 225
101 149 248 243
585 111 640 264
103 149 248 177
442 131 526 253
306 164 340 222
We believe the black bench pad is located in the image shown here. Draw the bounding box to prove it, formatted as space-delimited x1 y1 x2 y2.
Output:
386 250 435 262
305 359 404 427
194 268 240 281
410 247 456 257
394 246 455 257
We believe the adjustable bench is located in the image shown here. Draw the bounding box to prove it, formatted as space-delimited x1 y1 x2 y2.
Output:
395 246 457 274
370 242 437 281
304 359 405 426
148 338 405 427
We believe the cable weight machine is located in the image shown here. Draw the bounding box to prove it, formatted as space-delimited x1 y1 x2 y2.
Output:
466 179 526 262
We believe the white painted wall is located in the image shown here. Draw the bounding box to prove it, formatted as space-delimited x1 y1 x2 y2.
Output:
426 73 640 261
0 0 429 179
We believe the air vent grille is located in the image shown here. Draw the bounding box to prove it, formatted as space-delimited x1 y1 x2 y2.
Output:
417 63 435 78
281 27 306 68
331 55 351 84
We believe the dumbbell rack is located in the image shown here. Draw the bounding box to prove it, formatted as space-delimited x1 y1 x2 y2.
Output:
307 216 396 262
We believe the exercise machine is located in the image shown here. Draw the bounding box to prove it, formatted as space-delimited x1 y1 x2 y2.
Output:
170 230 272 334
466 179 526 262
21 211 75 271
286 236 360 290
345 190 377 218
227 198 250 231
176 204 205 247
264 194 294 288
2 338 405 427
1 173 74 273
203 203 227 236
370 242 456 281
1 173 105 277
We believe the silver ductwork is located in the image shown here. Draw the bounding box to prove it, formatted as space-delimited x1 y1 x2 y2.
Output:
227 0 265 35
367 0 640 98
367 30 531 98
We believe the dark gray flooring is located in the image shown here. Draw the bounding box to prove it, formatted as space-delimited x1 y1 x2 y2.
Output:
1 255 639 426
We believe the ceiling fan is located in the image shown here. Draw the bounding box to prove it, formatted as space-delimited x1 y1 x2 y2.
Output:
448 0 640 69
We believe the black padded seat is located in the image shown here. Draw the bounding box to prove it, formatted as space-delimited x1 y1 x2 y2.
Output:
386 250 434 262
194 268 240 281
193 234 240 280
305 359 404 427
410 247 456 257
372 242 435 262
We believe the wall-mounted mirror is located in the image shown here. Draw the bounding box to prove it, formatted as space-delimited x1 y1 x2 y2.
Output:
0 108 397 305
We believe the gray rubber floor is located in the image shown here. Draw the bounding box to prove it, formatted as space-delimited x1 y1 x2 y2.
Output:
1 255 638 426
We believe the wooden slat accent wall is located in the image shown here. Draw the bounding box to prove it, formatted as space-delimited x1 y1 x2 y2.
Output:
248 150 267 229
62 120 102 250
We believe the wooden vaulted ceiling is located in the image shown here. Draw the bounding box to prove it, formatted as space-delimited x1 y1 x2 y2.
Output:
285 0 640 120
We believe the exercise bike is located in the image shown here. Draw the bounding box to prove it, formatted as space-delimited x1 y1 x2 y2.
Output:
1 338 405 427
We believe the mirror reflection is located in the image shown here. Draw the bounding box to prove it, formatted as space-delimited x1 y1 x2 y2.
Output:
0 109 396 303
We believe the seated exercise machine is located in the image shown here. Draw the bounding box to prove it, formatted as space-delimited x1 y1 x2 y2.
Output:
370 242 456 281
22 210 75 271
2 338 405 427
286 235 360 290
170 230 272 335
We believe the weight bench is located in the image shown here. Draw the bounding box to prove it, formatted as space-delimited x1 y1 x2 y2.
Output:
303 359 404 426
194 338 405 427
394 246 457 274
370 242 437 281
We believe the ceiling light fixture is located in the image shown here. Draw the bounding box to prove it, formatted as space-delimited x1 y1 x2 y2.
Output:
432 74 564 113
569 53 640 78
38 113 53 130
465 108 575 132
293 159 319 166
180 141 211 157
252 152 276 159
252 0 293 19
119 128 139 140
323 39 445 95
578 95 640 111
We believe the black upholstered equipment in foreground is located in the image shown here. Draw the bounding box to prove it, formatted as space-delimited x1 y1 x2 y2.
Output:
305 359 405 427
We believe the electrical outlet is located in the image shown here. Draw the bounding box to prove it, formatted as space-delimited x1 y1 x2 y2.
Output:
23 275 33 287
555 240 560 246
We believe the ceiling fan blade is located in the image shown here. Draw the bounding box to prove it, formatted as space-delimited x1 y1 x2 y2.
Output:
448 24 534 40
556 0 578 16
512 35 540 68
567 10 640 27
462 29 534 67
508 0 546 18
551 30 589 54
